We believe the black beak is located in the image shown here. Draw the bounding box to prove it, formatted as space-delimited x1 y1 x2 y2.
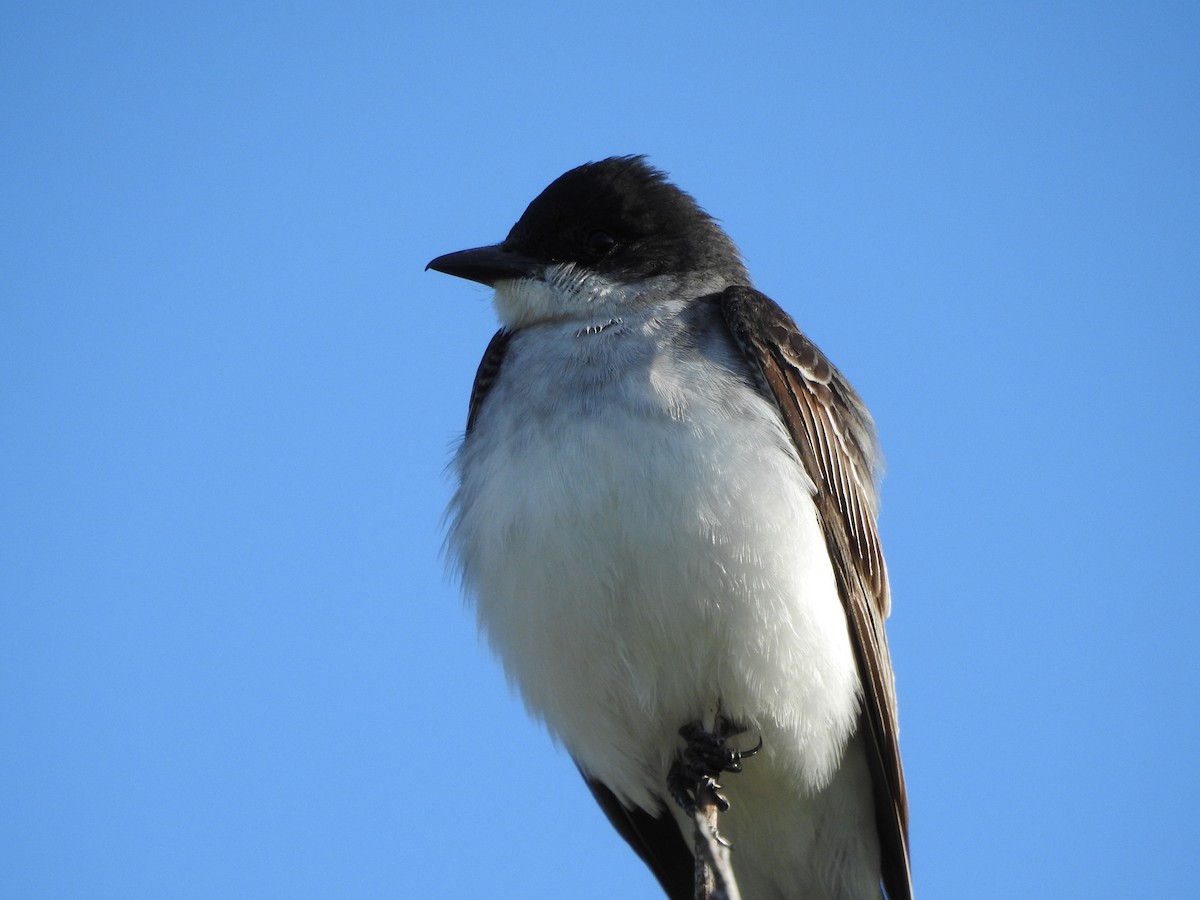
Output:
426 244 542 287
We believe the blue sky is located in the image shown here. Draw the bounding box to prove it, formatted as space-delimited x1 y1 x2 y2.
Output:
3 3 1197 897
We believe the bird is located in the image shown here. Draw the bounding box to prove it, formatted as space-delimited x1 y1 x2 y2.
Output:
428 156 911 899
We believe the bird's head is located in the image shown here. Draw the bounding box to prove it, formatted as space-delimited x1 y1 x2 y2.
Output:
427 156 747 328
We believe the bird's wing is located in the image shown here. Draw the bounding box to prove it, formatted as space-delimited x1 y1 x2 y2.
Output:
720 285 912 900
582 774 695 900
465 328 514 435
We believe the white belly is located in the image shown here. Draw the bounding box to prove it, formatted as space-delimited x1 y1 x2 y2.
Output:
447 316 879 896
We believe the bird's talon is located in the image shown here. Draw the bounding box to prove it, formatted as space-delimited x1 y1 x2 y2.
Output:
667 716 761 814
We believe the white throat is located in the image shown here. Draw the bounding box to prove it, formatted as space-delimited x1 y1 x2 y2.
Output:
492 265 672 329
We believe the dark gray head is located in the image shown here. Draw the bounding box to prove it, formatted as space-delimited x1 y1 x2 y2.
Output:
427 156 748 289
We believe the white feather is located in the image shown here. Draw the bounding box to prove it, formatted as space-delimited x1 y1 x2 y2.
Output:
448 274 883 898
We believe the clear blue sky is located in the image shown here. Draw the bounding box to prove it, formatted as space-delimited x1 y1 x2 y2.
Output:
3 3 1197 897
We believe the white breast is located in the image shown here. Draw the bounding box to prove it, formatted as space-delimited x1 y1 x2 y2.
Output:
448 300 885 896
448 299 863 799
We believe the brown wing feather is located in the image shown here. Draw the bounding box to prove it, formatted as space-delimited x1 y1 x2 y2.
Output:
466 328 514 435
582 773 694 900
719 285 912 900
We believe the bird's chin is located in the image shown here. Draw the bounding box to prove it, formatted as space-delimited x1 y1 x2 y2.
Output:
491 265 628 330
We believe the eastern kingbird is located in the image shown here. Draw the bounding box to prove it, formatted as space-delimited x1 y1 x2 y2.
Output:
429 156 911 899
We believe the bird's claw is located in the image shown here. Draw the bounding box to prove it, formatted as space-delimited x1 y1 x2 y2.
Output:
667 715 762 816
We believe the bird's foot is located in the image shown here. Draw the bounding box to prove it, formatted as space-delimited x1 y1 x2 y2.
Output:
667 716 763 816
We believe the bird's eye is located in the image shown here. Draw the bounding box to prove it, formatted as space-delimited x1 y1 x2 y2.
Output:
584 230 618 258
